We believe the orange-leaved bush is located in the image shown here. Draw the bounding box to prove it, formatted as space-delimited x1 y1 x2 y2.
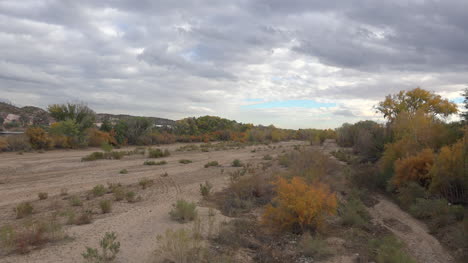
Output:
25 127 53 150
429 135 468 203
393 148 435 187
262 177 337 233
87 128 116 147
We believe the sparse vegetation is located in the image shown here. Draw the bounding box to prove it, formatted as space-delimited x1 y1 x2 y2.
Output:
143 160 167 165
299 233 331 259
99 200 113 214
69 195 83 206
169 200 197 223
199 181 213 197
92 184 107 197
82 232 120 262
204 161 219 168
231 159 243 167
138 178 154 189
148 148 170 158
38 192 48 200
370 236 416 263
179 159 192 164
119 169 128 174
15 202 34 219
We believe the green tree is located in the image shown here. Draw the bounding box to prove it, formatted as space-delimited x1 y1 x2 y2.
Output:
48 103 96 131
100 117 113 132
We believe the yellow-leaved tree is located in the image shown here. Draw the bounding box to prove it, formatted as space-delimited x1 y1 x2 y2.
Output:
393 148 435 187
262 177 337 233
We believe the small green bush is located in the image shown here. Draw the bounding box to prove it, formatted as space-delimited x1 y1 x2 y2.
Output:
204 161 219 168
232 159 243 167
81 151 126 162
92 184 107 197
144 160 167 165
169 200 197 223
299 233 330 259
199 181 213 197
179 159 192 164
339 197 370 228
148 148 170 158
82 232 120 262
125 191 137 203
370 236 416 263
101 142 113 152
99 200 112 214
38 192 48 200
119 169 128 174
139 178 154 189
69 195 83 206
15 202 33 219
397 182 427 208
113 188 126 201
263 154 273 160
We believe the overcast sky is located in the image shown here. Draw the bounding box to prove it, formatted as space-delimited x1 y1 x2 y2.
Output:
0 0 467 129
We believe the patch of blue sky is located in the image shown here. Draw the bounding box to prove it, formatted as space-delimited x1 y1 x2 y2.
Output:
242 100 336 109
451 97 464 103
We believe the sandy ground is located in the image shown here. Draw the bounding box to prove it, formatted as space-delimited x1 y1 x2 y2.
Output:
0 141 305 263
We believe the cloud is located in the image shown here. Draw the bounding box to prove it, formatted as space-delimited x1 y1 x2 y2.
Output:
0 0 467 128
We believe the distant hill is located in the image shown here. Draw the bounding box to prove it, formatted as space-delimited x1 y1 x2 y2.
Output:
96 113 175 126
0 101 175 130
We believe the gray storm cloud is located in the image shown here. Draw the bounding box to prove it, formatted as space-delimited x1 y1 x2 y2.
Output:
0 0 467 128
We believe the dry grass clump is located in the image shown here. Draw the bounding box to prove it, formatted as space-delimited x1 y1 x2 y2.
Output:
139 178 154 189
0 218 65 254
179 159 192 164
37 192 48 200
99 200 112 214
204 161 219 168
199 181 213 197
91 184 107 197
69 195 83 206
148 148 170 158
169 200 197 223
14 202 33 219
144 160 167 165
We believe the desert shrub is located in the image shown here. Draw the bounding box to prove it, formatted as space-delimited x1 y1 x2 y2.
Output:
50 135 70 148
119 169 128 174
92 184 107 197
179 159 192 164
339 197 370 228
144 160 167 165
217 174 274 216
87 128 116 147
155 228 206 263
139 178 154 189
232 159 243 167
263 154 273 160
38 192 48 200
204 161 219 168
370 236 416 263
1 219 65 254
6 135 31 151
15 202 33 219
331 150 354 164
169 200 197 223
125 191 140 203
262 177 337 233
81 151 126 162
0 137 8 151
349 163 380 191
60 188 68 196
82 232 120 263
148 148 170 158
396 182 427 208
99 200 112 214
199 181 213 197
393 148 435 187
75 210 93 225
69 195 83 206
101 142 113 152
408 198 463 231
113 188 126 201
299 233 331 259
25 127 53 150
